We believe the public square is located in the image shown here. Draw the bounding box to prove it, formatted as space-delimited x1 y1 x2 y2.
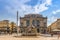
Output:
0 34 60 40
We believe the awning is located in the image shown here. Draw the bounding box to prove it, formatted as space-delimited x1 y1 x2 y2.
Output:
52 29 60 31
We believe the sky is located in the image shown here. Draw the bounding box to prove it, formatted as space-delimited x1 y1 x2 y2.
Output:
0 0 60 26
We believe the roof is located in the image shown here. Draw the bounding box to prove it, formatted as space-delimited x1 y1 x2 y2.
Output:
24 14 43 18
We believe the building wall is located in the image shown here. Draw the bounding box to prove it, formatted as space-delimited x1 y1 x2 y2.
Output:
0 20 9 27
0 20 10 33
57 19 60 29
47 21 57 33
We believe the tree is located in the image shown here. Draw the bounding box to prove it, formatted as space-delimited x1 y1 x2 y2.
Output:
11 22 15 34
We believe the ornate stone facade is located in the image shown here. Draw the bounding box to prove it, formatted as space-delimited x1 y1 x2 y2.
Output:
20 14 47 34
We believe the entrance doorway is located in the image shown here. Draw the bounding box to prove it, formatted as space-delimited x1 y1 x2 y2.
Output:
37 28 40 33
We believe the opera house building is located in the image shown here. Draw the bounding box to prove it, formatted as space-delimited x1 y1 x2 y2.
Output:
20 14 47 34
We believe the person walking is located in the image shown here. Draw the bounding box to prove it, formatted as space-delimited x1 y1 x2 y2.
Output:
58 32 60 39
51 32 53 37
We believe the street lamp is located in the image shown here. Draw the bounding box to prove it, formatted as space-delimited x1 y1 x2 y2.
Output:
17 11 19 35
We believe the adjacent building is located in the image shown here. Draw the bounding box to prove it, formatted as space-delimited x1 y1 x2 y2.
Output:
20 14 47 34
0 20 17 33
47 19 60 34
0 20 10 33
0 20 9 27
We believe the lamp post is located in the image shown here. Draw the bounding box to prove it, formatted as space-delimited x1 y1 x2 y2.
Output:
50 26 51 33
17 11 19 35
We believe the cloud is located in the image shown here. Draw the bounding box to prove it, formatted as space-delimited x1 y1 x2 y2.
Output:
48 16 57 26
52 9 60 14
34 3 48 13
4 0 52 16
46 0 52 5
0 0 52 26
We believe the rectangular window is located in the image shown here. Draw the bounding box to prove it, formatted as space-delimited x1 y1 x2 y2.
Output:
36 20 40 27
26 20 30 26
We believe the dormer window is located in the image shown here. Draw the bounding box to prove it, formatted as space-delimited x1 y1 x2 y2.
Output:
31 15 35 18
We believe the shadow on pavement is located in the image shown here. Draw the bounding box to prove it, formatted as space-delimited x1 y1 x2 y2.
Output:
13 35 39 38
